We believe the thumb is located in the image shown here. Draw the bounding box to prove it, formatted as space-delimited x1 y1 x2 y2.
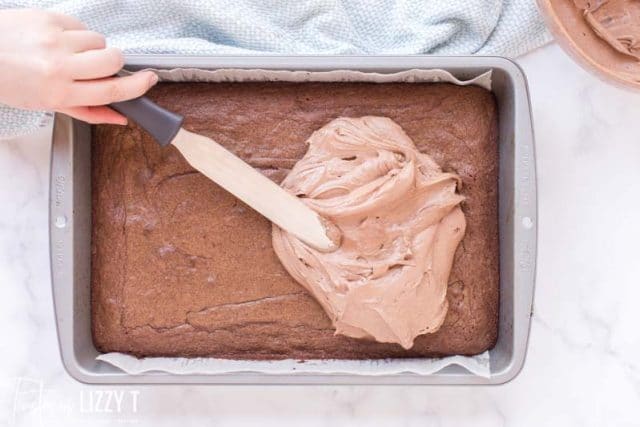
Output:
58 105 128 125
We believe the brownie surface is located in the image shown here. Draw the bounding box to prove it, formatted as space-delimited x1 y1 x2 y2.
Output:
91 82 499 359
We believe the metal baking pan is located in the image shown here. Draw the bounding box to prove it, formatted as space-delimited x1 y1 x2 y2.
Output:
50 55 537 385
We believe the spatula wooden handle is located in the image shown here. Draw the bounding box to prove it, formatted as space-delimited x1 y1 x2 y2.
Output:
110 94 339 252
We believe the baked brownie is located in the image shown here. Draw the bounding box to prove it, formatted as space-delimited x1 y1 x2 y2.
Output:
91 82 499 359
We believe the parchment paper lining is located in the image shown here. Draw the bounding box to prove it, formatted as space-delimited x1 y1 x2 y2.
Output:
99 67 493 378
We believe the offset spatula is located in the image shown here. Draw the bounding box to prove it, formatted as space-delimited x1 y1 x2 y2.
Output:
110 96 338 252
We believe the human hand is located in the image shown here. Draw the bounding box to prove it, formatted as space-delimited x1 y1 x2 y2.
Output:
0 8 158 125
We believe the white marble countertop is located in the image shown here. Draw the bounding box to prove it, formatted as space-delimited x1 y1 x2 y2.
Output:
1 43 639 426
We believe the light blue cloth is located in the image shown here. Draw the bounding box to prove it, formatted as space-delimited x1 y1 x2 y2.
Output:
0 0 551 138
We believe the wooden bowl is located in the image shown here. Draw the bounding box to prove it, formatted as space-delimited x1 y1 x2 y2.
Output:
538 0 640 90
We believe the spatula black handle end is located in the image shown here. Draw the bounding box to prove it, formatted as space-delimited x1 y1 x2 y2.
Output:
110 97 184 147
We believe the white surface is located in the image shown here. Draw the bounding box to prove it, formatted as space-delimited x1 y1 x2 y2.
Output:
1 43 639 426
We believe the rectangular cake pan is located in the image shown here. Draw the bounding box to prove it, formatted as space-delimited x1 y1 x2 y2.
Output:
50 55 537 385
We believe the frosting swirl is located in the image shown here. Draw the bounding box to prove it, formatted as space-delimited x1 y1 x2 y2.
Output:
272 117 466 349
574 0 640 60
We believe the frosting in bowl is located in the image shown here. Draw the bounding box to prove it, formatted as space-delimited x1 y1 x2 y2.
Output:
272 116 466 349
540 0 640 89
574 0 640 60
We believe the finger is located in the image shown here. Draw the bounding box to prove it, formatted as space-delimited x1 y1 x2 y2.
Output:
68 47 123 80
47 12 87 30
66 71 159 106
58 106 128 125
60 30 106 53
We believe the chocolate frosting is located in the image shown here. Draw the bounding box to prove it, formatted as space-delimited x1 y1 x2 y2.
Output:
574 0 640 59
272 117 466 349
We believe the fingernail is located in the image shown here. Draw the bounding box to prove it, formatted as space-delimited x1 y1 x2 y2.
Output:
149 73 159 87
